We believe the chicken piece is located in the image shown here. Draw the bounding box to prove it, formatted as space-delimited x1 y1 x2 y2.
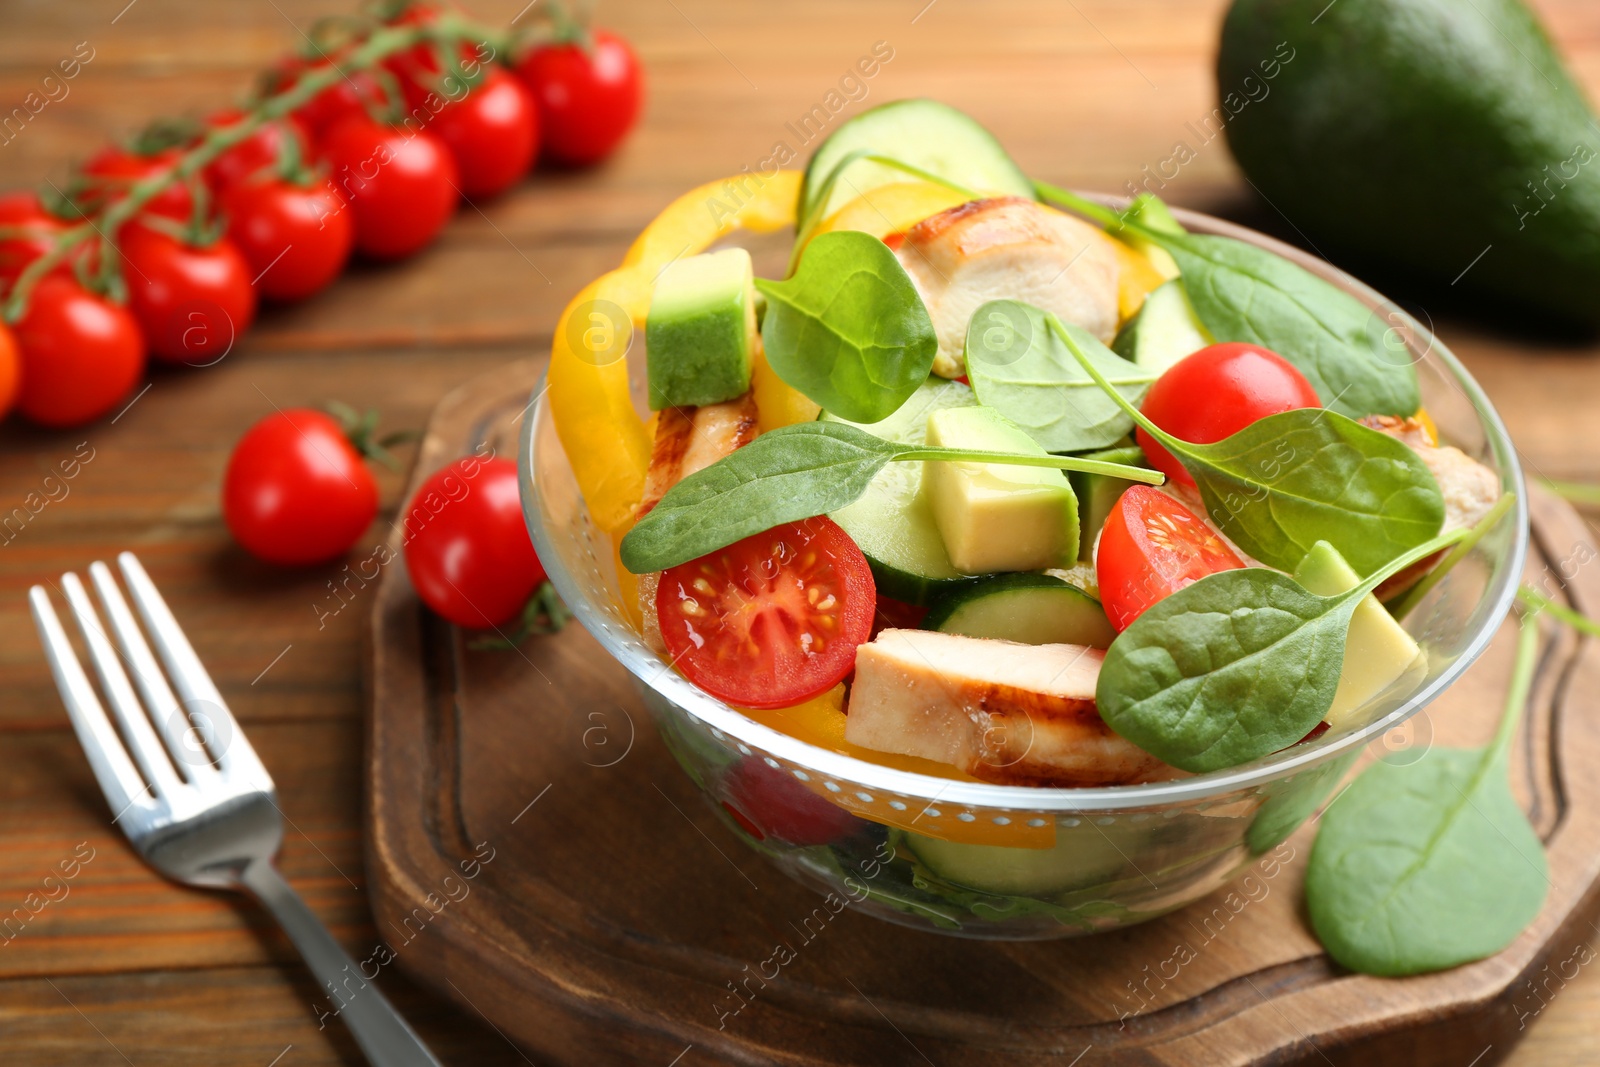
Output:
896 197 1120 378
636 391 759 651
844 629 1170 787
1361 415 1500 532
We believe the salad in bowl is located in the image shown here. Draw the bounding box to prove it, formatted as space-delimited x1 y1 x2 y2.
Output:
522 99 1525 938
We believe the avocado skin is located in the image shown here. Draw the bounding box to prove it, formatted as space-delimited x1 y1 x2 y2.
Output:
1219 0 1600 324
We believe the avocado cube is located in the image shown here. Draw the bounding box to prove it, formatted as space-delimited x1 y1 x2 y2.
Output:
646 248 756 410
1293 540 1423 732
923 406 1079 573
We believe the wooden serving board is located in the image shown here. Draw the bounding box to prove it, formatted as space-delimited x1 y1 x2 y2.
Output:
366 360 1600 1067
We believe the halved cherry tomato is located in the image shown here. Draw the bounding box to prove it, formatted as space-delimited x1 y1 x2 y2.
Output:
224 178 353 302
120 225 256 365
514 30 641 166
1096 485 1244 631
320 115 458 260
1138 342 1321 489
80 146 195 222
656 517 875 709
721 757 859 846
12 276 146 428
0 192 70 285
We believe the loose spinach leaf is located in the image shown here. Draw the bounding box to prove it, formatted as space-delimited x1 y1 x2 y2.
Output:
964 300 1157 452
619 421 1161 573
1052 315 1444 575
757 231 937 425
1097 529 1466 773
1305 609 1548 976
1035 182 1421 419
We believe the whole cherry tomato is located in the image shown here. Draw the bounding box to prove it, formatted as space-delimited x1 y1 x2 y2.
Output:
224 178 353 302
721 757 859 846
202 110 309 197
402 456 547 629
515 30 642 166
0 322 20 422
267 56 388 140
1137 342 1322 489
223 408 378 566
319 115 459 260
0 192 71 286
1095 485 1245 631
80 146 195 222
120 225 256 365
423 68 538 199
655 517 876 709
12 276 146 428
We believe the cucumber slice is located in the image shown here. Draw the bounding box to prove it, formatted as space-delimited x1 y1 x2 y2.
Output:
823 378 979 605
800 99 1035 229
905 829 1129 897
1111 278 1212 375
1068 444 1150 562
924 573 1116 648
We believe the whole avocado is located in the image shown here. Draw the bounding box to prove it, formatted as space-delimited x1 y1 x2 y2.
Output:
1218 0 1600 325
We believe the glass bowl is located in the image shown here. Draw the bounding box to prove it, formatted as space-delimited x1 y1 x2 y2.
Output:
519 202 1528 940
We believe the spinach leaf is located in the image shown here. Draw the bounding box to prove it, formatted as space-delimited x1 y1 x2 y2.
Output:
619 421 1161 573
1035 182 1421 419
757 231 938 425
1305 609 1548 976
1097 529 1466 773
1052 315 1444 576
964 300 1157 452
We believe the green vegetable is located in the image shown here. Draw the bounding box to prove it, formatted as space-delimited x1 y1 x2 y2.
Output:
1052 314 1444 576
1097 528 1467 773
1305 608 1548 976
756 231 938 425
618 421 1163 573
1036 182 1422 418
963 299 1157 453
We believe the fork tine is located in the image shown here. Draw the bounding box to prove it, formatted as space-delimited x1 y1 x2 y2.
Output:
88 561 220 785
115 553 274 791
29 585 150 822
63 571 188 799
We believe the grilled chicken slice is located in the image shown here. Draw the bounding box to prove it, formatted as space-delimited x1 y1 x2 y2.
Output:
636 391 759 652
844 629 1170 787
896 197 1120 378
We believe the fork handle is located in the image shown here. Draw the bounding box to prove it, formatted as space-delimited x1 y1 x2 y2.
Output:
242 861 444 1067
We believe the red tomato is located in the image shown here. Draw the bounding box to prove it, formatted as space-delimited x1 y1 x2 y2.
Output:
12 276 146 428
402 457 547 629
223 408 378 566
320 116 459 260
203 110 308 196
0 192 70 285
1096 485 1245 631
80 147 195 222
0 322 20 421
423 69 538 199
268 56 387 140
514 31 642 166
1137 342 1321 489
120 225 256 365
721 757 859 846
224 178 353 302
656 517 875 710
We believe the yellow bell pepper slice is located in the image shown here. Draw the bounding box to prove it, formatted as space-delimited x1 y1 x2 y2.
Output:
811 180 972 243
549 171 804 533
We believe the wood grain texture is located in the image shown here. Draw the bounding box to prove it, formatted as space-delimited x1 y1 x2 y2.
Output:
1 0 1599 1063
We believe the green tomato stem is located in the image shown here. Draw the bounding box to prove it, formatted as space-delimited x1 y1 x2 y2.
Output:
1046 313 1185 450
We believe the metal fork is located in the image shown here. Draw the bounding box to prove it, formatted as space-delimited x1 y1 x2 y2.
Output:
30 552 442 1067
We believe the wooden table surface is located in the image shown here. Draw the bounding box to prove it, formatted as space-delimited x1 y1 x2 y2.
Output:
2 1 1598 1063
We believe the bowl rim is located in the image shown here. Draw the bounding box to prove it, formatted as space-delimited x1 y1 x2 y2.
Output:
520 197 1529 813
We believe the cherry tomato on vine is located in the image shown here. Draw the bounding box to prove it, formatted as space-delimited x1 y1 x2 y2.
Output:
202 109 309 197
80 146 195 222
1096 485 1245 632
421 68 538 199
515 31 642 166
656 517 876 710
1137 342 1322 489
267 56 388 140
0 322 20 422
0 192 71 285
224 178 354 302
721 757 859 846
402 456 548 629
223 408 379 566
120 225 256 366
320 115 459 260
11 276 146 428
